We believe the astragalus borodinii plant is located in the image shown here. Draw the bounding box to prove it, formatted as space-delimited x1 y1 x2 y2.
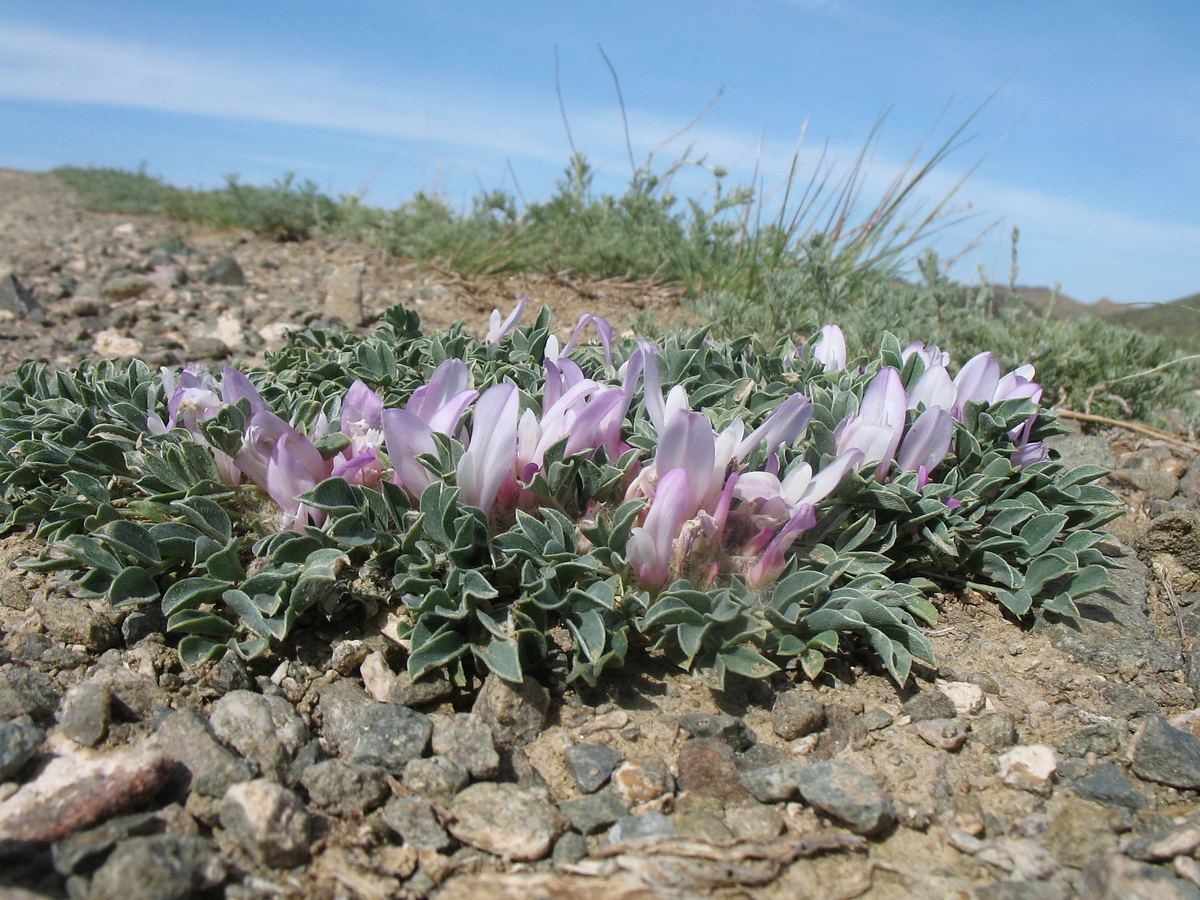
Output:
0 301 1119 689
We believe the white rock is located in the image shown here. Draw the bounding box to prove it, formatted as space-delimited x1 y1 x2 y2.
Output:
997 745 1057 795
213 311 244 348
220 779 312 868
360 650 397 703
258 322 300 351
936 680 986 716
92 329 143 358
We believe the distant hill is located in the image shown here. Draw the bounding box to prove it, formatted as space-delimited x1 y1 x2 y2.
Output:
1106 291 1200 351
987 285 1128 321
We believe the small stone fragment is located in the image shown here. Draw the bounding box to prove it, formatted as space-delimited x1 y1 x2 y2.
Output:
901 689 957 722
0 719 44 781
1126 823 1200 862
796 760 895 836
972 713 1019 751
862 707 894 732
612 757 674 806
935 680 986 716
551 832 587 866
607 811 678 846
201 256 245 285
325 264 364 325
34 594 120 652
559 792 627 835
92 329 144 357
208 690 309 781
0 664 63 723
299 759 389 816
1081 854 1200 900
740 761 807 803
446 783 566 861
676 738 748 802
333 703 433 773
1069 763 1145 811
151 708 254 798
1043 800 1122 869
101 273 154 300
86 834 225 900
564 743 623 794
471 674 550 749
771 691 826 741
678 713 756 751
726 803 785 841
402 755 470 799
1130 715 1200 789
382 796 452 851
997 745 1057 795
0 270 37 317
813 704 869 758
220 779 312 868
914 718 968 751
1057 721 1122 759
430 713 499 779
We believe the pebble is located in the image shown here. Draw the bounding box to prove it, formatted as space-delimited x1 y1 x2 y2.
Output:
220 779 312 868
1081 854 1200 900
201 256 246 285
327 701 432 773
611 757 674 806
88 665 170 721
673 808 733 841
299 759 389 816
382 795 453 851
151 708 254 798
446 782 566 861
725 803 786 840
901 689 958 722
430 713 499 779
0 742 173 850
678 713 756 751
1042 800 1121 869
914 718 968 751
607 811 678 845
33 594 120 652
0 719 44 781
1056 720 1122 758
997 745 1057 795
564 742 623 793
1126 823 1200 862
771 691 827 740
972 713 1019 751
58 683 112 747
1130 714 1200 789
325 264 364 325
814 704 869 758
208 690 310 781
862 707 895 732
402 755 470 799
0 269 37 317
1069 763 1145 811
86 834 226 900
676 738 748 802
471 674 550 749
796 760 895 836
558 792 627 834
0 664 62 723
551 832 587 866
101 273 154 301
935 680 986 716
741 760 807 803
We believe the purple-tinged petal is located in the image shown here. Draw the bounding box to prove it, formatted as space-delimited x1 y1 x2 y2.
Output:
381 408 438 499
563 313 615 368
220 368 268 416
954 352 1000 407
340 380 384 434
735 394 813 461
655 410 716 513
907 364 957 411
896 406 954 474
426 389 479 436
484 295 528 343
627 467 692 589
235 409 296 489
811 325 847 373
407 360 471 424
783 449 862 506
747 505 818 588
563 389 625 458
458 383 520 517
265 431 329 530
634 340 667 433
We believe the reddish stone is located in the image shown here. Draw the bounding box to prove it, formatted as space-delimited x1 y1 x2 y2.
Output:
675 738 747 803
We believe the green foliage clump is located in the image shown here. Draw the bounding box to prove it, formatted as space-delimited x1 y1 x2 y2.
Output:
0 306 1121 690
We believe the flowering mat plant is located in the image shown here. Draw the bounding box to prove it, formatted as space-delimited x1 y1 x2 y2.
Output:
0 303 1121 690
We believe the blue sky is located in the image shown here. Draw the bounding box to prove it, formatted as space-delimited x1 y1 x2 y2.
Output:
1 1 1196 306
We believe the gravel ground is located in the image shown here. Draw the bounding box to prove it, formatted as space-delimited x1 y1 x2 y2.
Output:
3 168 1200 900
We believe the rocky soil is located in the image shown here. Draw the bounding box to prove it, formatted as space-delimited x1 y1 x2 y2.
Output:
2 167 1200 899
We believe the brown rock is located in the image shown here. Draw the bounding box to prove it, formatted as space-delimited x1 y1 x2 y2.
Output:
675 738 747 803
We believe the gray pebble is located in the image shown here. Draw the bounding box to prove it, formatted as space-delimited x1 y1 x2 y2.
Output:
972 713 1019 751
862 707 895 732
201 256 245 286
796 760 895 836
471 674 550 749
0 718 44 781
741 761 807 803
564 742 623 793
86 834 225 900
387 668 453 707
0 664 62 723
551 831 588 866
402 755 470 799
220 779 312 868
1070 762 1146 811
1057 721 1123 759
382 796 452 851
59 683 111 747
151 708 253 798
338 703 432 773
430 713 499 779
1131 715 1200 789
299 758 389 816
209 690 309 781
679 713 756 751
901 689 957 722
559 792 627 835
607 811 678 846
725 803 785 841
771 692 826 741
